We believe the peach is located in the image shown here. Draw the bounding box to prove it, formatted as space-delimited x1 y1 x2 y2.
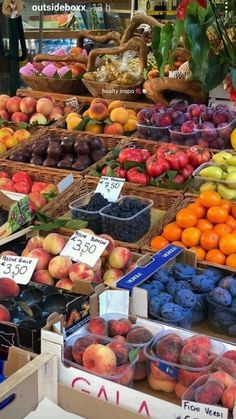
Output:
56 278 73 290
126 327 153 345
83 344 117 375
43 233 66 255
103 268 123 286
108 100 124 112
20 97 37 114
210 371 236 388
0 142 6 155
88 317 107 336
36 98 53 116
148 373 176 392
28 192 46 209
134 362 146 381
108 318 132 337
72 336 98 365
5 135 18 149
0 304 10 322
184 335 212 352
108 247 132 270
48 255 73 280
48 112 63 122
29 113 47 125
91 257 102 273
110 107 129 125
123 119 137 133
32 270 55 285
21 248 30 257
124 262 137 274
0 277 20 298
91 98 107 107
7 96 21 113
104 122 124 136
13 129 31 142
180 344 209 368
89 102 109 122
100 234 115 256
0 95 10 111
85 121 103 134
150 361 176 381
69 263 94 282
127 109 137 119
194 379 224 404
0 110 10 120
113 335 126 343
175 382 188 398
107 341 129 366
154 334 184 364
221 384 236 410
64 104 74 115
42 94 54 103
0 128 13 139
114 363 134 386
26 237 44 251
11 112 29 123
92 270 103 284
28 248 52 271
67 116 82 131
222 350 236 362
0 251 17 257
52 105 64 115
64 345 74 363
0 177 15 190
178 369 206 387
213 357 236 379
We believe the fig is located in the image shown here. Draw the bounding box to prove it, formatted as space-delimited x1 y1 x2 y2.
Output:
43 157 58 167
61 138 74 154
30 155 44 165
74 140 90 155
57 159 72 169
89 136 102 150
47 142 62 159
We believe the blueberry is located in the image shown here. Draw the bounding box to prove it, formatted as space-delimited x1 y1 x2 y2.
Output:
229 281 236 297
175 289 197 308
210 287 232 306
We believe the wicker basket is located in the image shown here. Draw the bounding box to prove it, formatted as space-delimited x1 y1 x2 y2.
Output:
82 37 147 101
21 53 88 94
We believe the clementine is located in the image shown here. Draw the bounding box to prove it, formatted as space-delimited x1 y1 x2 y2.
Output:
213 224 232 238
207 206 228 224
231 204 236 219
219 233 236 255
187 203 206 219
196 219 214 232
162 222 182 241
226 254 236 268
176 208 197 228
181 227 201 247
172 241 186 248
150 236 169 251
205 249 226 265
189 246 206 261
226 215 236 230
200 230 220 251
220 199 231 213
198 191 221 208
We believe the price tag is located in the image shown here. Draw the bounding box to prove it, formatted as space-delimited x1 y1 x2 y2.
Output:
65 97 79 108
0 255 38 285
95 176 125 202
57 174 74 193
60 231 109 267
181 400 228 419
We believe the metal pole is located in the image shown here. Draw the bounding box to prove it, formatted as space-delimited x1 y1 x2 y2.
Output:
38 0 43 53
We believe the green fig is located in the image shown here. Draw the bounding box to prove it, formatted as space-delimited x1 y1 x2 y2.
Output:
217 184 236 200
199 182 216 192
212 151 232 165
227 156 236 166
199 166 224 180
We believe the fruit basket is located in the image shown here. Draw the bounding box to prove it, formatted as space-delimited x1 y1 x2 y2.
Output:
82 37 147 101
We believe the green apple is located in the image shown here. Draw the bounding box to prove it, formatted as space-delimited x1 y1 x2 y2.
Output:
199 166 224 180
212 151 232 165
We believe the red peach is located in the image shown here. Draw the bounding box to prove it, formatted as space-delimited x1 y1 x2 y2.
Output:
134 362 146 381
20 97 37 114
26 237 44 251
0 277 20 298
43 233 66 255
48 255 73 279
210 371 236 388
107 341 129 366
126 327 153 345
29 113 47 125
91 257 102 273
64 345 74 363
194 379 225 404
99 234 115 256
11 112 29 123
56 278 73 290
184 335 212 352
113 335 126 343
36 98 53 116
28 248 52 271
222 351 236 362
213 357 236 379
83 344 117 375
0 95 10 111
154 334 184 364
88 317 107 336
114 363 134 386
108 247 132 270
72 336 98 365
0 110 10 120
150 361 176 381
32 270 54 286
7 96 21 113
21 248 30 257
148 373 176 392
178 369 206 386
69 263 94 282
0 304 10 322
180 344 209 368
108 318 132 337
221 384 236 410
103 268 123 286
0 251 17 257
28 192 47 209
175 382 188 398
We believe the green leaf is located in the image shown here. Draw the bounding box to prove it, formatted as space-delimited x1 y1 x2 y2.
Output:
61 70 73 80
204 55 229 91
64 220 88 229
77 116 90 131
104 118 113 125
17 122 30 129
35 211 52 223
171 20 184 54
231 67 236 89
150 177 156 187
111 147 121 159
124 161 140 170
17 302 33 317
32 219 67 232
151 26 162 72
86 118 103 125
129 348 139 364
167 170 178 180
0 118 7 126
89 169 101 177
159 24 174 76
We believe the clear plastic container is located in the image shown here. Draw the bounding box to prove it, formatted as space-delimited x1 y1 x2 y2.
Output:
144 329 225 397
192 292 208 323
100 195 153 242
64 330 139 387
69 192 108 235
169 128 199 146
207 296 236 337
197 119 235 150
137 123 171 142
149 307 193 329
193 161 236 194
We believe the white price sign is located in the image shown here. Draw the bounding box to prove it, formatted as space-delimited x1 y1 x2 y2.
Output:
60 231 109 267
181 401 228 419
65 97 79 108
0 255 38 285
95 176 125 202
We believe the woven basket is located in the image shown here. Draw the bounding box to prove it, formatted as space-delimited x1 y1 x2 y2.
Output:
82 37 147 101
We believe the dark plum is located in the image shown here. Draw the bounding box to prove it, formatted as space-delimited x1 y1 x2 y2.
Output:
74 140 90 155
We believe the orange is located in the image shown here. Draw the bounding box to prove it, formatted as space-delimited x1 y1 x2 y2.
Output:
162 222 182 241
220 199 231 213
226 215 236 230
172 241 186 248
207 206 228 224
219 233 236 255
189 246 206 261
176 208 197 228
231 204 236 219
200 230 220 251
198 191 221 208
205 249 226 265
181 227 201 247
232 228 236 234
150 236 169 251
213 224 232 238
226 254 236 268
196 219 213 232
187 203 206 219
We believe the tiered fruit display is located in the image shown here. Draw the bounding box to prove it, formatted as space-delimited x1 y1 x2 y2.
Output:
150 191 236 268
0 171 58 210
0 126 31 155
0 94 75 125
62 99 138 135
95 143 211 188
1 232 136 289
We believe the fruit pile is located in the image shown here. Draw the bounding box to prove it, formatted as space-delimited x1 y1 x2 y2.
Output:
195 150 236 199
0 171 58 210
0 126 31 155
62 99 138 135
137 100 236 149
141 264 223 325
146 332 222 398
8 133 107 171
151 190 236 268
97 144 211 188
0 94 75 126
1 232 135 289
185 350 236 411
65 316 153 383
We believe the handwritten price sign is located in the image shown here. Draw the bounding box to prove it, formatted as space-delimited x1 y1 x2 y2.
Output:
0 255 38 285
95 176 125 202
181 400 228 419
60 231 109 267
